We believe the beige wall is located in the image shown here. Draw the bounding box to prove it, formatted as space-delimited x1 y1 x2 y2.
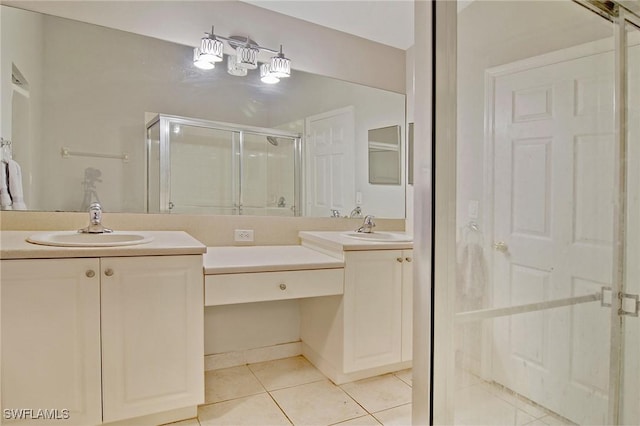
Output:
5 0 406 93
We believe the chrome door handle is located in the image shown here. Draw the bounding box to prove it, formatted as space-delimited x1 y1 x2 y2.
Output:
493 241 508 252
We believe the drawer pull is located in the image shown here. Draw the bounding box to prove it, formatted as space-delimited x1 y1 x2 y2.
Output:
405 257 413 262
104 268 114 277
396 257 404 263
86 270 95 278
279 283 287 290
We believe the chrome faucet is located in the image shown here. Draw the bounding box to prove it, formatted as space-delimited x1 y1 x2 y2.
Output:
79 202 113 234
355 215 376 233
349 206 363 218
330 209 342 218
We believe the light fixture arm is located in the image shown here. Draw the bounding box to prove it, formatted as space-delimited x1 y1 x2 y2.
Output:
209 33 280 54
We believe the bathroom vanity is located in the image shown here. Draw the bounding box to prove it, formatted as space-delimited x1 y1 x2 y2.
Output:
0 231 206 425
298 231 414 384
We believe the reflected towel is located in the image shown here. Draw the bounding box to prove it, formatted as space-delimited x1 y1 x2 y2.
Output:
0 162 11 209
7 159 26 210
456 241 486 299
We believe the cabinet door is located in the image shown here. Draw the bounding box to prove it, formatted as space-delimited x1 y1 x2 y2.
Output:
100 255 203 423
344 250 403 372
1 258 102 425
401 249 414 362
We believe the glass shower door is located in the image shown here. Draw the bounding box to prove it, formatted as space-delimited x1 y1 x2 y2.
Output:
437 1 640 425
168 122 239 214
241 132 297 216
620 11 640 425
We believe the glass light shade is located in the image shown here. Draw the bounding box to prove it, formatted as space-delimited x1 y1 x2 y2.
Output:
270 53 291 78
227 54 248 76
193 47 215 70
200 36 224 63
260 64 280 84
236 45 259 69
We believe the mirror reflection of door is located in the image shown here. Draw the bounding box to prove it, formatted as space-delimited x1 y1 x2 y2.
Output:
368 125 401 185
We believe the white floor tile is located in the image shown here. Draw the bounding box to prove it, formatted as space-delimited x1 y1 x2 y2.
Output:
455 368 482 390
393 369 412 387
249 355 325 391
340 374 412 413
454 384 536 426
198 393 291 426
204 365 265 404
332 414 382 425
271 380 367 426
164 418 200 426
536 414 576 425
482 383 547 418
372 403 412 426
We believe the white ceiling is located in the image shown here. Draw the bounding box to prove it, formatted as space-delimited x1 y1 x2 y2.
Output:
242 0 415 50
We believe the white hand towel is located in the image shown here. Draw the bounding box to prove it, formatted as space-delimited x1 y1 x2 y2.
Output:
0 161 12 209
7 159 26 210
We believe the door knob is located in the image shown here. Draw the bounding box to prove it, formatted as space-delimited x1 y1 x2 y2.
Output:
493 241 508 252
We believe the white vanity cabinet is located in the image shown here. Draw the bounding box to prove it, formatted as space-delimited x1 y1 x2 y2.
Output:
0 234 205 426
343 249 413 372
100 255 203 423
299 231 413 384
1 258 103 425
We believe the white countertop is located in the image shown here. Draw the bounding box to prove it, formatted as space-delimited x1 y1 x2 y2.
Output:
0 231 206 259
203 245 345 274
299 231 413 254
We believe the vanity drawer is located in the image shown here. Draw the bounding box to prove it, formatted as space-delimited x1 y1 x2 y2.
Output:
205 268 344 306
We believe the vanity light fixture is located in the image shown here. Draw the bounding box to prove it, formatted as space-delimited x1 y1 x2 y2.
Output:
193 26 292 83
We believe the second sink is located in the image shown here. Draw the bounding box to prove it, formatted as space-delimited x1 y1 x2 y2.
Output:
342 232 413 242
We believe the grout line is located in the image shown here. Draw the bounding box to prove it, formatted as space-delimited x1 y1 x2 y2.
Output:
265 391 295 425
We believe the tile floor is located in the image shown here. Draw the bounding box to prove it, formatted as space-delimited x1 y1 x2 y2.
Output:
168 355 574 426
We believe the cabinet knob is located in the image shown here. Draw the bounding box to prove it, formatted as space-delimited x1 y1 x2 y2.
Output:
86 270 95 278
396 257 404 263
104 268 114 277
279 283 287 290
405 257 413 262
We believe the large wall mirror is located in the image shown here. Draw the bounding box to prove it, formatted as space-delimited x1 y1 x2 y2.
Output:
0 5 406 218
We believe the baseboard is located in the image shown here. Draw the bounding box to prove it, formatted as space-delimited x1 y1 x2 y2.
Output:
104 406 197 426
205 341 302 371
302 342 412 385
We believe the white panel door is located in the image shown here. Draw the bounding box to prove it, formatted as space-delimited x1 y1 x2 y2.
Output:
305 106 355 217
100 255 203 423
492 50 614 424
1 258 102 426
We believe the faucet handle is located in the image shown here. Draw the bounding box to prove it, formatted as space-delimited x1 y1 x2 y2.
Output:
330 209 341 218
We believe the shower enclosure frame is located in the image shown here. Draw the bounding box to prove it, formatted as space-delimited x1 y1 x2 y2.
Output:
421 1 640 425
145 114 302 216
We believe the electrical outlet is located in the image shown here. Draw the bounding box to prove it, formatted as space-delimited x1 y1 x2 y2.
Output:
234 229 254 242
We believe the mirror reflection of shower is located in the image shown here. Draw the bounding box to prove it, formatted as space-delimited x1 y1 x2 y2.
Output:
146 114 301 215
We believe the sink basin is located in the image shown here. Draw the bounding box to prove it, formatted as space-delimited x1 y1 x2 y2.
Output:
27 231 154 247
342 232 413 242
